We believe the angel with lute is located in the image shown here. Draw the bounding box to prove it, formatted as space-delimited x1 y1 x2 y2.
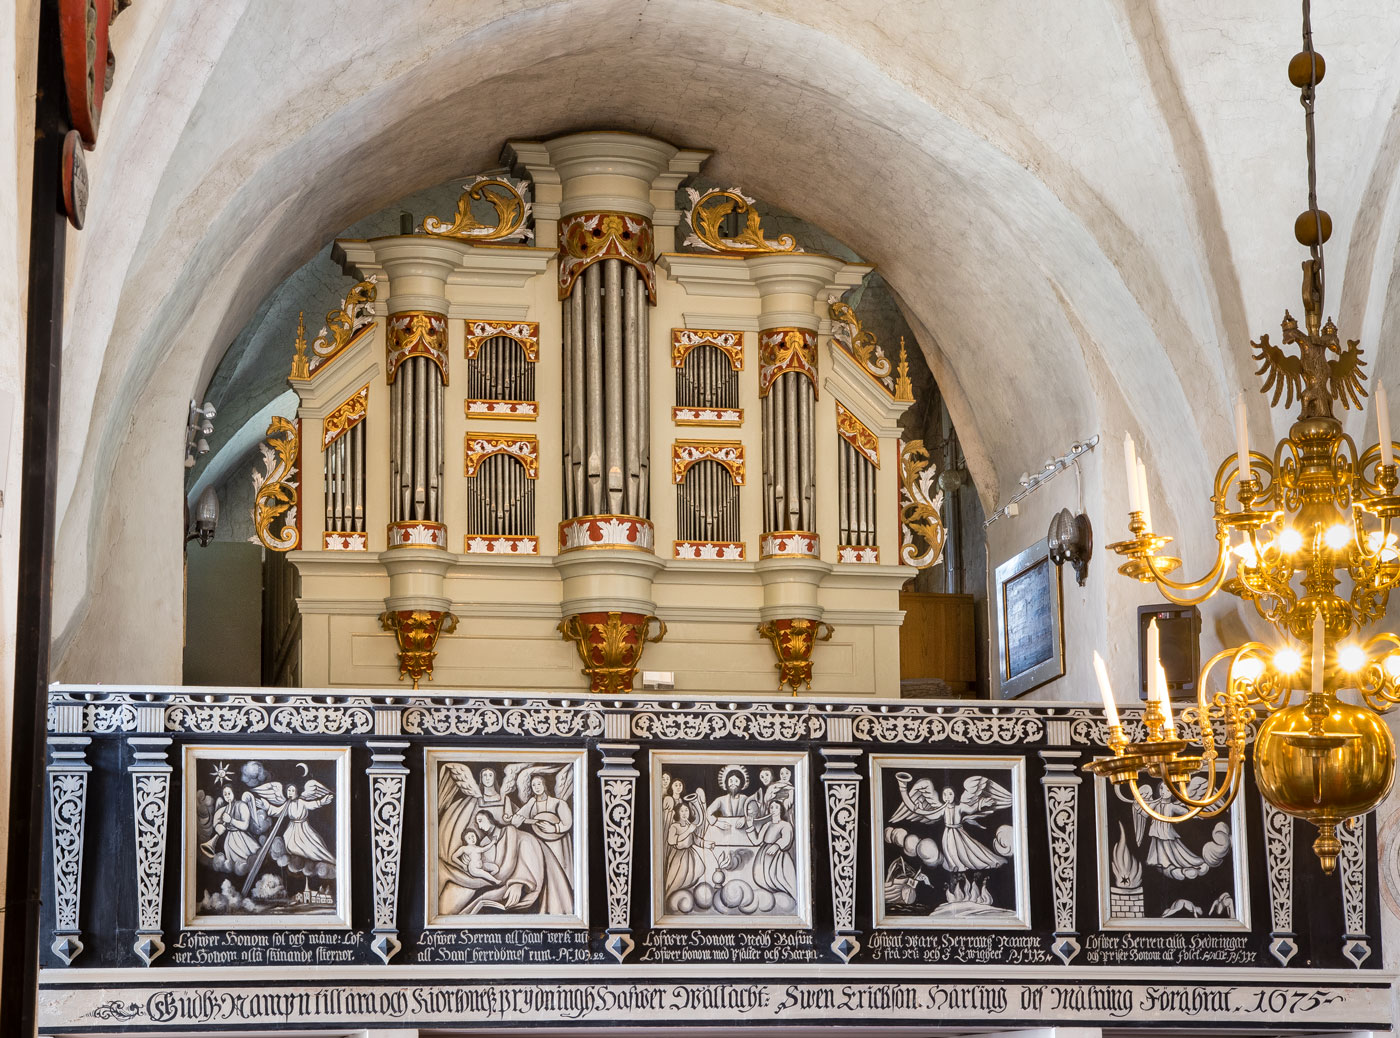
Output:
891 773 1012 873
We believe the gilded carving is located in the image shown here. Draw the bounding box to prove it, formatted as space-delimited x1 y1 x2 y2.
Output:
682 187 801 255
835 401 879 468
558 611 666 694
385 311 449 384
288 311 310 380
421 175 533 243
558 211 656 301
464 320 540 362
672 328 744 370
322 384 369 450
671 440 744 485
304 277 378 377
379 609 458 689
756 617 834 692
758 328 818 398
250 416 300 552
899 439 945 569
464 434 539 479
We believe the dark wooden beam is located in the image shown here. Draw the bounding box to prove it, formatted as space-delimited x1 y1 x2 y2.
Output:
2 0 70 1031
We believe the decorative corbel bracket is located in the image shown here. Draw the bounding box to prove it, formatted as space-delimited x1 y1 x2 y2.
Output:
558 612 665 694
379 609 458 689
756 617 833 693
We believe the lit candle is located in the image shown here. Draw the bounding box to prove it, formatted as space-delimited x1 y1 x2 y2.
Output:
1123 433 1141 513
1137 458 1154 532
1092 650 1121 729
1157 662 1176 733
1378 380 1393 469
1235 392 1252 484
1311 609 1325 696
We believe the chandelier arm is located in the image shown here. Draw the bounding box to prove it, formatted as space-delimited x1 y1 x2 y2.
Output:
1141 531 1232 600
1166 754 1243 811
1127 776 1205 824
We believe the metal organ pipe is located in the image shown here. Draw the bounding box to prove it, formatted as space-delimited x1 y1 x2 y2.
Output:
584 264 604 516
603 259 625 513
622 264 640 517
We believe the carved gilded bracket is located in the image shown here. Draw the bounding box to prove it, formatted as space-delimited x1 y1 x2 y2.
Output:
756 617 834 693
379 609 458 689
558 611 666 694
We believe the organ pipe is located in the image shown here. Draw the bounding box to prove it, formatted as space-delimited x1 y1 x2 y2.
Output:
325 421 367 533
560 250 652 521
837 439 877 547
763 370 816 532
676 459 738 543
390 355 443 524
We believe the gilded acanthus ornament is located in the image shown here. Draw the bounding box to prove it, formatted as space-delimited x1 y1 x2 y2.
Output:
756 617 834 693
322 384 369 449
671 441 745 485
830 299 911 401
463 434 539 479
558 211 656 301
558 611 666 694
835 402 879 468
758 328 818 398
683 187 801 255
249 416 300 552
671 328 744 370
386 311 449 384
307 276 378 375
421 175 534 243
379 609 458 689
898 439 946 569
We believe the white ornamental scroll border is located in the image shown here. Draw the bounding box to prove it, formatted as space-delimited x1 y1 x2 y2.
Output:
1039 750 1081 965
1338 815 1370 968
129 737 172 966
1261 798 1297 966
367 741 409 965
598 742 639 963
48 736 91 965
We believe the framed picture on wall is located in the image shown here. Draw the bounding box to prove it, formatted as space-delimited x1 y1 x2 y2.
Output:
994 537 1065 699
1137 604 1202 700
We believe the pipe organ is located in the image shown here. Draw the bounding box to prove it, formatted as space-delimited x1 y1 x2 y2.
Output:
266 132 938 695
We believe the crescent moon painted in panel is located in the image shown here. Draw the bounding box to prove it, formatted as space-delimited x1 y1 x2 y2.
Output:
296 763 309 776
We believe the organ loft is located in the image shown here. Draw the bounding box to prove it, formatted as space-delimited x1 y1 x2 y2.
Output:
263 131 940 697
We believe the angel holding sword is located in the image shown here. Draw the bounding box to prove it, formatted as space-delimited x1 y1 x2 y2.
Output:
891 773 1012 873
246 778 337 898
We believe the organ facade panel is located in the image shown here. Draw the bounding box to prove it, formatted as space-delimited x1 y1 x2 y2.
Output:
279 132 917 696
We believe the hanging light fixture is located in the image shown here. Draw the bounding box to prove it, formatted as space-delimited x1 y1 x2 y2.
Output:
1086 0 1398 873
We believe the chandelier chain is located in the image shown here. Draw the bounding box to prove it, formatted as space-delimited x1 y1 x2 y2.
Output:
1300 0 1325 311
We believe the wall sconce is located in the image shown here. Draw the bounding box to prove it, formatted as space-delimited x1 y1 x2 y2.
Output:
1048 507 1093 586
185 485 219 548
185 399 216 469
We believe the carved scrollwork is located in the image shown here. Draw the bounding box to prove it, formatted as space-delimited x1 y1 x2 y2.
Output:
48 738 91 966
249 416 300 552
305 277 378 374
600 776 635 929
131 771 168 963
823 779 859 931
682 187 801 255
370 775 404 929
851 709 1043 746
421 175 533 243
1262 798 1296 965
402 705 505 737
1339 814 1369 966
268 706 375 735
1043 783 1078 933
164 705 270 734
898 439 945 570
503 705 605 738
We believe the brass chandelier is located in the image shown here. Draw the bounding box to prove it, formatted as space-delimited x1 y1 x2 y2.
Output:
1086 0 1398 873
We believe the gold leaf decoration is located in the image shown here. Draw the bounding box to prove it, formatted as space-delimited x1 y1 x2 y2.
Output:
683 187 801 255
899 439 946 569
250 416 300 552
421 175 534 243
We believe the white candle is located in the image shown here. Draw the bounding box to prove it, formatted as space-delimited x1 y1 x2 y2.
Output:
1137 459 1154 532
1311 609 1326 696
1157 662 1176 733
1123 433 1141 513
1235 392 1252 484
1092 650 1121 729
1378 380 1393 469
1146 618 1160 702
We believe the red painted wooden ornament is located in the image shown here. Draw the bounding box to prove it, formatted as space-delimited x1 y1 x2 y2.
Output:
59 0 114 147
61 130 88 230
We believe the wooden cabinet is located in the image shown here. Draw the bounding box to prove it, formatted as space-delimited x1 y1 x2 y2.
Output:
899 591 977 694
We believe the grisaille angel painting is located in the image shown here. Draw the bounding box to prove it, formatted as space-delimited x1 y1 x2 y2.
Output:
182 745 351 929
650 751 811 928
425 748 588 927
870 755 1030 929
1095 770 1250 930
